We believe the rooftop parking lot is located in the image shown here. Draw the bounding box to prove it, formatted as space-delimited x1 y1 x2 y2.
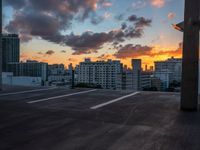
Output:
0 86 200 150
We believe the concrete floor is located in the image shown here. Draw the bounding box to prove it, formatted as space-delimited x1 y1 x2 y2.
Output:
0 86 200 150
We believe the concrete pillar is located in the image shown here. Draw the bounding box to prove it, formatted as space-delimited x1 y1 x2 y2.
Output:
0 0 2 91
181 0 200 110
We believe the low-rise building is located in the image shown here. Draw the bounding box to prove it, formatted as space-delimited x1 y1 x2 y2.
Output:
2 72 42 87
117 70 134 90
141 71 153 90
154 69 172 91
151 77 162 91
7 60 48 83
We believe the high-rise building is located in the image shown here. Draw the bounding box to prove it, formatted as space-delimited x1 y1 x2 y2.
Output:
2 34 20 72
77 59 123 89
132 59 142 91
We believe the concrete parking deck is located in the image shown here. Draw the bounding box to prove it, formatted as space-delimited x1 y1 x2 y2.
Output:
0 86 200 150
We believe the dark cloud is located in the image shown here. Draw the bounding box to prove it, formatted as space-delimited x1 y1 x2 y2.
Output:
66 31 110 55
135 17 152 28
114 42 182 59
128 15 152 28
45 50 55 55
128 15 138 22
65 22 150 55
4 0 110 42
61 50 66 53
4 0 152 55
60 14 151 55
90 15 104 25
114 44 153 59
121 23 127 30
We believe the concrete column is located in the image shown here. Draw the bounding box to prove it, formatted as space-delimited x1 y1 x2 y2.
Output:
0 0 2 91
181 0 200 110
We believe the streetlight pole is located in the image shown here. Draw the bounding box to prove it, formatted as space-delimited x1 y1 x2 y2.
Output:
181 0 200 110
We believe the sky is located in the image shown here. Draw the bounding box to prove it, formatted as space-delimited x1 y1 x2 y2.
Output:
2 0 184 68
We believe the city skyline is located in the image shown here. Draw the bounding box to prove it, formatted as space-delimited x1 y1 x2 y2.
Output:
3 0 184 68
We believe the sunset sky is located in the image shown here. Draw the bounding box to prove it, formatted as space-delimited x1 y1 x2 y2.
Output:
3 0 184 68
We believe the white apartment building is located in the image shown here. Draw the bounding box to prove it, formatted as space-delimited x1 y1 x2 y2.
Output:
154 57 182 83
76 59 123 89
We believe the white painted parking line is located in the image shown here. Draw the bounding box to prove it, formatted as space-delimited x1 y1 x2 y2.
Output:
0 87 57 97
27 89 97 104
90 92 140 110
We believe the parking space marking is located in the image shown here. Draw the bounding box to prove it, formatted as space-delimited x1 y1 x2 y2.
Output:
0 87 57 97
27 89 97 104
90 92 140 110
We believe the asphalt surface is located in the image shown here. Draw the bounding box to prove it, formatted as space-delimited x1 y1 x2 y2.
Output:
0 86 200 150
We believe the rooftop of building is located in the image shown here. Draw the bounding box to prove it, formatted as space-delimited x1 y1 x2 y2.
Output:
154 57 182 63
8 60 48 65
0 85 200 150
81 58 122 64
2 34 19 37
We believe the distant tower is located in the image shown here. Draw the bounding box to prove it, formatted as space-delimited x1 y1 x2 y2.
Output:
0 0 2 90
145 65 148 71
132 59 142 91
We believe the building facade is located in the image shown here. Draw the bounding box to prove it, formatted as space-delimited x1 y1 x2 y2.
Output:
2 34 20 72
154 69 171 91
141 71 153 90
48 64 66 82
48 63 74 87
76 59 123 89
154 57 182 83
2 72 42 87
7 60 48 83
117 70 134 90
132 59 142 91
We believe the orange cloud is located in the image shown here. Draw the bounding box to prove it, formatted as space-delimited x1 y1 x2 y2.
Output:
20 53 29 61
151 0 165 8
